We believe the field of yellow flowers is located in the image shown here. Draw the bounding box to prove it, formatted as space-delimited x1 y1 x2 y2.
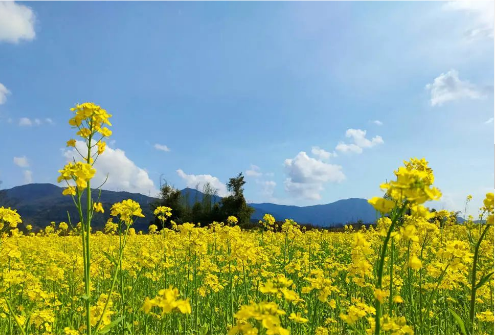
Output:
0 103 493 335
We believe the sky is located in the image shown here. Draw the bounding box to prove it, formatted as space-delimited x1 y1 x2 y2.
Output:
0 1 493 216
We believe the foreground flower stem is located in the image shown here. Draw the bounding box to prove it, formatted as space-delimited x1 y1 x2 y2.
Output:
375 204 406 335
4 298 25 335
388 238 395 311
469 223 492 334
85 134 93 335
94 224 130 332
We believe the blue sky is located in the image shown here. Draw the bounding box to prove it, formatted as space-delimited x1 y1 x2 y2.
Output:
0 1 493 215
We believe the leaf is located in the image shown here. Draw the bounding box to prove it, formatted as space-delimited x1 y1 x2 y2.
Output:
476 271 494 290
80 295 90 301
97 316 124 334
102 251 118 266
449 308 467 335
125 321 133 332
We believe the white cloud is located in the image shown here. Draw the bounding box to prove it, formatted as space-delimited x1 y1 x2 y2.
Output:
335 142 363 154
18 117 53 126
246 164 262 177
246 165 277 200
426 69 486 106
443 1 494 40
0 1 36 43
372 120 383 126
176 169 228 197
154 143 170 152
284 151 345 200
311 146 336 161
0 83 10 104
256 180 277 199
13 156 29 168
23 170 32 184
64 141 157 196
335 129 384 154
19 117 32 126
484 117 494 124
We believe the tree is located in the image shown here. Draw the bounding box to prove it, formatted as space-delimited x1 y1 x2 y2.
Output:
191 202 203 224
151 182 190 228
202 182 218 216
151 174 254 227
227 173 246 198
221 173 254 226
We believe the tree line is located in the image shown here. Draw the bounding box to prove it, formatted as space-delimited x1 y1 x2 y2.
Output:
150 173 255 229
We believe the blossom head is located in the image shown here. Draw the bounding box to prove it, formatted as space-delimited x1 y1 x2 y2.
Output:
111 199 145 225
379 158 441 205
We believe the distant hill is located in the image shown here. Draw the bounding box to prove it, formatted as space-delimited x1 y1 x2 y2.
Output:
250 198 378 226
0 183 378 231
0 184 157 231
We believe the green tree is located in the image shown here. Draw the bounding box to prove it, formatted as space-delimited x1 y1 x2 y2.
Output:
151 183 190 228
191 202 203 224
221 173 254 226
202 182 218 216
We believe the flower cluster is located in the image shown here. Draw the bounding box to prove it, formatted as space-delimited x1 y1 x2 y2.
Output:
0 207 22 231
340 302 375 325
259 274 301 303
153 206 172 223
89 294 115 330
369 158 442 215
68 102 112 140
482 192 494 224
229 301 289 335
57 161 96 192
381 158 442 205
227 216 238 226
111 199 145 225
142 287 191 317
59 102 112 197
259 213 275 230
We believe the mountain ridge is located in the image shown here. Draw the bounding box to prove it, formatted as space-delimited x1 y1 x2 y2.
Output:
0 183 378 230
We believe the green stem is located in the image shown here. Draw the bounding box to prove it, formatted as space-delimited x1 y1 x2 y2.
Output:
375 204 407 335
388 239 394 310
418 235 429 335
84 131 93 335
469 224 491 334
5 298 26 335
94 223 130 333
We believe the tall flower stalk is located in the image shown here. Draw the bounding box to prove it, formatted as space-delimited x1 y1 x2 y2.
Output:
368 158 442 335
468 193 494 335
57 103 112 335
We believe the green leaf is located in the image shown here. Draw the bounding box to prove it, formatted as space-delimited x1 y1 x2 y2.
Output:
449 308 467 335
80 295 90 301
102 251 118 266
97 316 124 334
476 271 494 290
125 321 132 331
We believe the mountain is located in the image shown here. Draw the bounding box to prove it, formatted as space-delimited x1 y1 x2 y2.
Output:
0 183 157 231
249 198 378 226
0 184 378 230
